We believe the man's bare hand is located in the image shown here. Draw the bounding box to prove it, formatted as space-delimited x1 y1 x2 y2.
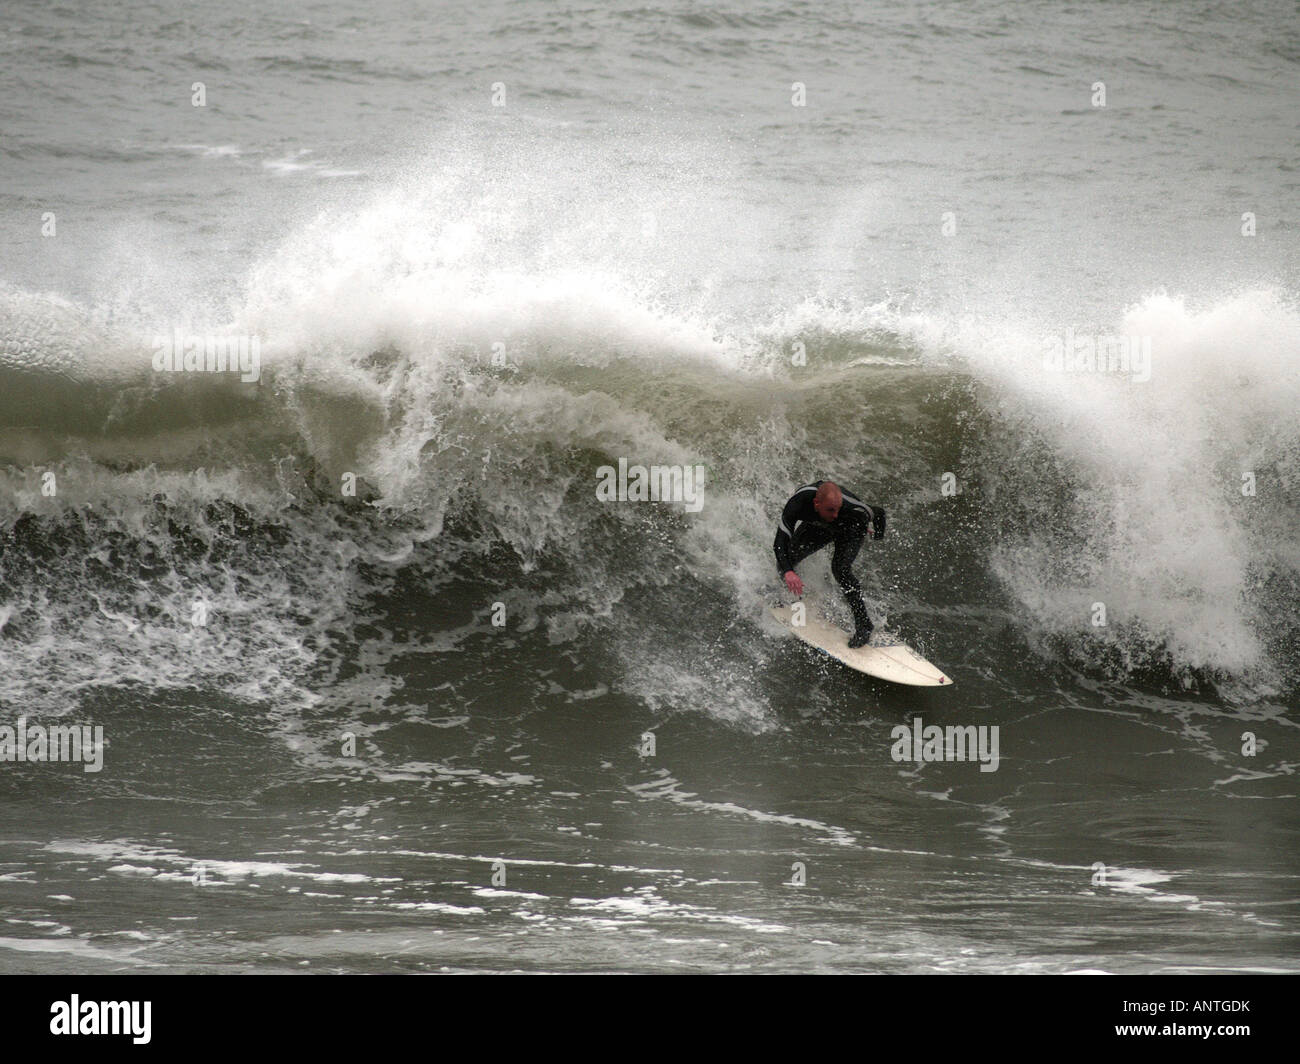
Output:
783 570 803 596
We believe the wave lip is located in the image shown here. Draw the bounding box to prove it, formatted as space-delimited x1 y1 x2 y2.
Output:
968 289 1300 695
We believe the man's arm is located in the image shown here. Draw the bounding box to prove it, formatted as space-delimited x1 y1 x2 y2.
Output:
773 490 809 573
836 485 885 541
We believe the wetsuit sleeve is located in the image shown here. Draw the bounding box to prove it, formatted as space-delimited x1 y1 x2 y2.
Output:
870 505 886 540
773 493 804 573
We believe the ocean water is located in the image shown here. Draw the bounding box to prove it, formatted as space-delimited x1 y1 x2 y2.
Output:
1 0 1298 973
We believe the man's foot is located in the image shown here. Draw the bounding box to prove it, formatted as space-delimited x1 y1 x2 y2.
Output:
847 625 873 649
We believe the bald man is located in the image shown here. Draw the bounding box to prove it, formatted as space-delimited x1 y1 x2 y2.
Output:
773 480 887 648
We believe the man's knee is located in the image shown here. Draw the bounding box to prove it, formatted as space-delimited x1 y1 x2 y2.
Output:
835 570 863 594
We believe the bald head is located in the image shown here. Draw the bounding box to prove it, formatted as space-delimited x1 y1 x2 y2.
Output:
813 481 842 521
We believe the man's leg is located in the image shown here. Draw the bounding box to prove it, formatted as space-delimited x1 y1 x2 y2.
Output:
830 526 874 647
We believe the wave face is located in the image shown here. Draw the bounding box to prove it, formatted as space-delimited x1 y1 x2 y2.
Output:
2 155 1298 721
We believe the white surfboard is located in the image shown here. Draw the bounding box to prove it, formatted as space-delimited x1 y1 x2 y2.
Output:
769 596 953 687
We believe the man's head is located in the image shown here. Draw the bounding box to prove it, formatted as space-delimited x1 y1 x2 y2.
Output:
813 481 842 522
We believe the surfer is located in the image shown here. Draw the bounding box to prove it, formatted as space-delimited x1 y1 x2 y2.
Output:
773 481 886 648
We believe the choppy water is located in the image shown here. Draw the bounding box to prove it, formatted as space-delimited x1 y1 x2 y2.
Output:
1 0 1298 972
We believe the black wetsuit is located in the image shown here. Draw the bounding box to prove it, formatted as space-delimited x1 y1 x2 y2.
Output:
773 481 886 641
